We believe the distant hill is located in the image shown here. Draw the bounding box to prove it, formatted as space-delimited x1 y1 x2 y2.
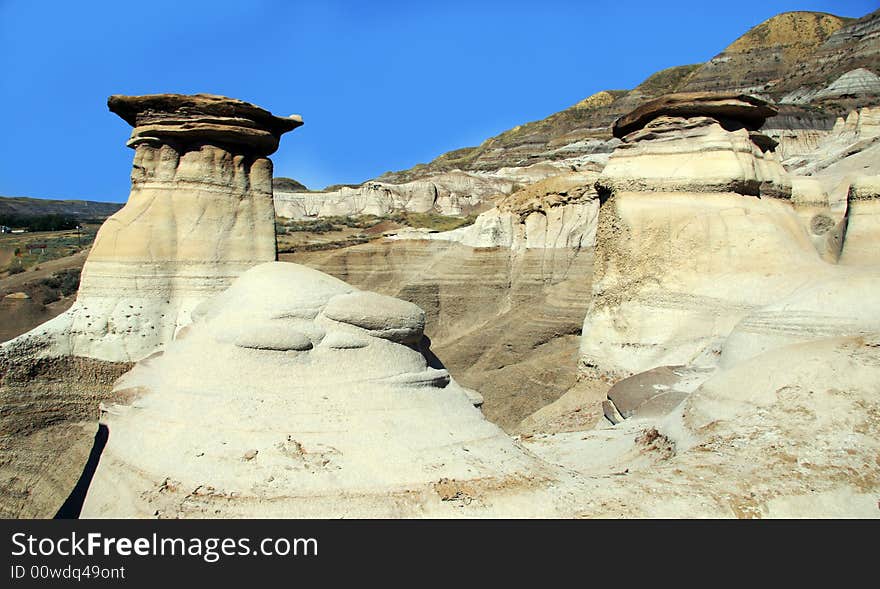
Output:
0 195 123 220
380 9 879 182
273 177 309 192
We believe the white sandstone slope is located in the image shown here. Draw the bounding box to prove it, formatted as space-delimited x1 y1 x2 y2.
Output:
80 262 566 518
2 94 301 362
522 334 880 518
273 162 589 219
387 172 600 250
784 105 880 191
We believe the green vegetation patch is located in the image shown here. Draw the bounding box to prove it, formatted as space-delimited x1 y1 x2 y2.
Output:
635 64 703 96
389 212 477 232
36 268 81 304
1 228 97 274
277 212 477 235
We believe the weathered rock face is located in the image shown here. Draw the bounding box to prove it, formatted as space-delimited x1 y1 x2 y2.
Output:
389 172 600 249
286 236 594 432
274 165 573 219
840 175 880 265
719 268 880 368
611 92 778 139
6 94 301 363
0 349 132 518
603 114 791 198
789 177 846 263
580 94 818 380
784 106 880 190
580 91 880 383
80 263 562 518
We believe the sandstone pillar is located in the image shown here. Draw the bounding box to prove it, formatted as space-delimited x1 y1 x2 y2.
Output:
12 94 302 362
580 93 820 379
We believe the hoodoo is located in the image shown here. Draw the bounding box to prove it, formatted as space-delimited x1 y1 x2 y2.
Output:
581 92 816 379
0 94 301 518
6 94 302 363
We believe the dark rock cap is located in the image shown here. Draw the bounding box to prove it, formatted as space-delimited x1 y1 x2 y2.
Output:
612 92 778 139
108 93 303 156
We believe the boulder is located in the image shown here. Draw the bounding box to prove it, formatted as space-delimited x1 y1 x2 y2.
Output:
612 92 778 139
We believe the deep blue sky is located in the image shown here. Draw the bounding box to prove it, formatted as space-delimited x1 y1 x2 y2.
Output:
1 0 875 202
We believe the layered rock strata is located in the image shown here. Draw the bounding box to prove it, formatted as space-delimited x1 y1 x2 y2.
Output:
388 172 600 249
839 175 880 265
604 94 790 198
580 93 817 380
294 173 601 429
273 164 578 219
5 94 301 363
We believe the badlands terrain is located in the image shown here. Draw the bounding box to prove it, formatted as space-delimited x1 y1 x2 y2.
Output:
0 8 879 518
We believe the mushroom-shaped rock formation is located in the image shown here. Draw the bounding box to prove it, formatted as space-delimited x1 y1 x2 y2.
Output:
107 93 302 156
612 92 778 138
581 92 880 382
603 93 790 198
5 94 302 363
580 92 823 380
81 262 564 518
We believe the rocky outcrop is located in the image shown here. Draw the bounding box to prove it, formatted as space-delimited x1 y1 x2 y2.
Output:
580 94 817 380
274 164 572 219
840 175 880 265
603 114 790 198
388 172 599 250
679 12 852 95
80 263 562 518
4 94 301 363
784 106 880 189
580 92 880 382
611 92 778 138
0 350 132 517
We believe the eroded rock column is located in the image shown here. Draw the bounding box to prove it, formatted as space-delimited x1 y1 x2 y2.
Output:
17 94 302 362
580 93 822 380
